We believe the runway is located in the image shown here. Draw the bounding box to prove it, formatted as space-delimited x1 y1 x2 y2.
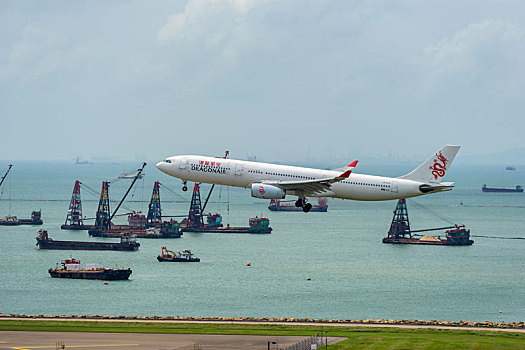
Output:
0 331 345 350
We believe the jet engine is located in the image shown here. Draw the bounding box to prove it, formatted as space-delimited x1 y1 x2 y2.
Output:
251 184 286 199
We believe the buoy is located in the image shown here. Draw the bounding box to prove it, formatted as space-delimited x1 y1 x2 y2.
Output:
246 263 251 266
307 278 312 281
104 281 108 285
499 310 502 313
264 295 267 298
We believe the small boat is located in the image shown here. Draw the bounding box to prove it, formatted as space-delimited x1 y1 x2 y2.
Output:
48 258 132 280
482 184 523 193
157 247 200 262
506 166 516 171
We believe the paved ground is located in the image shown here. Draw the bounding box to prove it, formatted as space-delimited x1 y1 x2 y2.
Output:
0 331 346 350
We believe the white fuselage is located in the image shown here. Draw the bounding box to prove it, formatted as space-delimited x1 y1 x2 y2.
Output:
156 155 428 201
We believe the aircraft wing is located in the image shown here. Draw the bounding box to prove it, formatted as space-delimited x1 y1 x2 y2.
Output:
262 161 358 195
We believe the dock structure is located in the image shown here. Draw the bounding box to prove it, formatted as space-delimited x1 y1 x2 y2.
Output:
187 183 205 229
382 199 473 246
147 181 162 227
94 181 111 232
61 180 91 230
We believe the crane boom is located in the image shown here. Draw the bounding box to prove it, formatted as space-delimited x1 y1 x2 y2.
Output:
110 162 146 221
0 164 13 189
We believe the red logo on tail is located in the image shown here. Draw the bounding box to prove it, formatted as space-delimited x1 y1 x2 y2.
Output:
429 151 448 180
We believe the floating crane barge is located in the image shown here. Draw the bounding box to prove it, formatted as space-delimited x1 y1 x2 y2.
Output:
0 165 43 225
382 199 473 246
87 167 182 238
180 183 272 234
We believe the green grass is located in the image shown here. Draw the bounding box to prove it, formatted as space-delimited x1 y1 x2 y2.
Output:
0 319 524 349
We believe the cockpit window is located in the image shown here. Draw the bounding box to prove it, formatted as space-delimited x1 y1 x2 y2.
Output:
165 159 172 163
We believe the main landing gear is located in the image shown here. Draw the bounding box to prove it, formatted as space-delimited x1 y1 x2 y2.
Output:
182 180 188 192
295 197 313 213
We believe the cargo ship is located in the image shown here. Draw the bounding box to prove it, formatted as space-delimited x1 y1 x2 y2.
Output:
157 247 200 262
268 198 328 212
482 184 523 193
0 211 43 226
48 258 132 280
36 230 140 251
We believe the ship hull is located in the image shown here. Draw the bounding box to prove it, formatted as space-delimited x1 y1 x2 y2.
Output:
268 205 327 212
482 188 523 193
157 256 200 262
88 228 182 238
37 238 139 251
48 268 132 280
61 224 94 230
182 227 272 234
0 219 42 226
382 238 473 246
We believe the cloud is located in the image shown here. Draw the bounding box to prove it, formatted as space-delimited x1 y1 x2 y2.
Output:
157 0 256 45
421 19 524 90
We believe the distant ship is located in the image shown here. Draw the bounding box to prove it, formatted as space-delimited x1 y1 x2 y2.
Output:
268 198 328 212
505 166 516 171
482 184 523 193
74 156 90 165
119 172 144 179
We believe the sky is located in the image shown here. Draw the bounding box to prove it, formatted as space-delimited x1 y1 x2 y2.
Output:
1 0 524 164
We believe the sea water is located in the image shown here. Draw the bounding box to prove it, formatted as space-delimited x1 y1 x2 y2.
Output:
0 161 523 322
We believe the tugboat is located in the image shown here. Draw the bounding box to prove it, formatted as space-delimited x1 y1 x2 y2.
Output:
157 247 200 262
48 258 132 280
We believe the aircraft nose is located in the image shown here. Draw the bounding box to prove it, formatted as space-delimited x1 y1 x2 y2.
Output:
156 161 166 173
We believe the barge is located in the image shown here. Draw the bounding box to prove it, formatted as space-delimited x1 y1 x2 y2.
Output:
89 220 182 238
268 198 328 212
482 184 523 193
48 258 132 280
382 199 473 246
383 225 474 245
182 216 272 234
0 211 43 226
36 229 139 251
157 246 200 262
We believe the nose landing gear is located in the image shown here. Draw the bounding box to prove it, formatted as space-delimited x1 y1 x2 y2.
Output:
182 180 188 192
296 197 312 213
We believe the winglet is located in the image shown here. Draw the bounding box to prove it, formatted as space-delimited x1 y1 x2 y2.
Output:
339 160 358 178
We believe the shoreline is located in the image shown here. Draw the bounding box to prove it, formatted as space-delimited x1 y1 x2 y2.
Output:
1 313 523 332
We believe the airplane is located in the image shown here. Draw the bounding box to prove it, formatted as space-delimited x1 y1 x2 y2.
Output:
156 145 460 213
